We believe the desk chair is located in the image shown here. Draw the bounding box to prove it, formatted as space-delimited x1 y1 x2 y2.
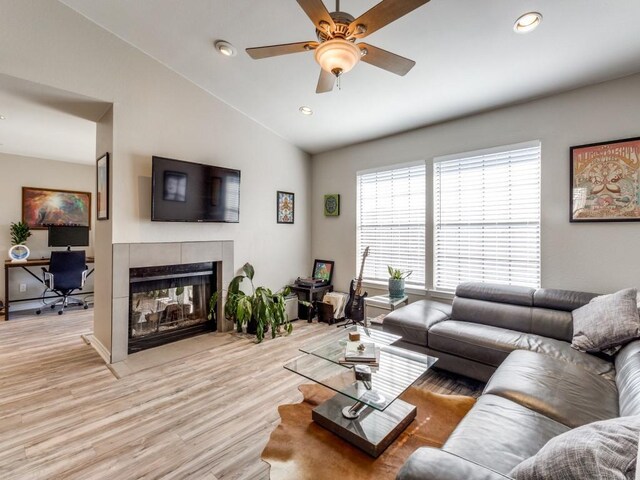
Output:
36 251 89 315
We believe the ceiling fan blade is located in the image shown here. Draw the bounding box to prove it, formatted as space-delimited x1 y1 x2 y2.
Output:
246 41 318 59
348 0 431 39
359 43 416 76
316 69 335 94
297 0 336 32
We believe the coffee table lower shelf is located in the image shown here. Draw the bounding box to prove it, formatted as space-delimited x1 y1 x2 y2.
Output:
312 393 417 458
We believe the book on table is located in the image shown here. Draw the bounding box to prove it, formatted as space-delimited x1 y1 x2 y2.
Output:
339 348 381 367
344 341 376 362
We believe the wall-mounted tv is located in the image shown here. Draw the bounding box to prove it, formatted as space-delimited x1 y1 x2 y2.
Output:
151 156 240 223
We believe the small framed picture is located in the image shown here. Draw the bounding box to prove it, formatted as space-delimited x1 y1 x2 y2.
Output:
277 191 294 224
312 259 334 284
570 136 640 222
324 194 340 216
96 152 109 220
163 171 187 202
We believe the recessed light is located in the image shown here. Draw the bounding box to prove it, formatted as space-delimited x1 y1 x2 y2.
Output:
299 106 313 116
514 12 542 33
214 40 237 57
0 115 5 120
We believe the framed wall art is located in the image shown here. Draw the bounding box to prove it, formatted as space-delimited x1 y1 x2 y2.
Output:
96 152 109 220
22 187 91 229
570 136 640 222
277 191 294 224
324 194 340 216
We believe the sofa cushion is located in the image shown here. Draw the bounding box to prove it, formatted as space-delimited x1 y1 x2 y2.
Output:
484 350 619 428
533 288 598 311
397 447 513 480
428 320 615 380
616 340 640 417
443 394 570 475
572 288 640 355
451 297 532 332
455 282 535 307
509 416 640 480
383 300 451 346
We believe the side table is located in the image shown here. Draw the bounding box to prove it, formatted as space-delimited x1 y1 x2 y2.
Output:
364 295 409 325
288 284 333 322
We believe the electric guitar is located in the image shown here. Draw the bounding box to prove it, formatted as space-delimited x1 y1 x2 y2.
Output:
345 247 370 322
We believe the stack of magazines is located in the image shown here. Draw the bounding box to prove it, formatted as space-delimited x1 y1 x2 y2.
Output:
339 341 380 367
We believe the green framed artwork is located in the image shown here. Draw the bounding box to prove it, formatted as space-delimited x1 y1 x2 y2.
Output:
324 194 340 216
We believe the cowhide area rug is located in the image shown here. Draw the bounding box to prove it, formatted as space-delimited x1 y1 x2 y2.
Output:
261 383 476 480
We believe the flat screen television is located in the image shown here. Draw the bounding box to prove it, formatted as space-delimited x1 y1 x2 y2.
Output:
48 226 90 248
151 156 240 223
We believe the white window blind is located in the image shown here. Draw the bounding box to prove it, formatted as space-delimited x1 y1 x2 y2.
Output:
434 142 541 292
357 163 426 287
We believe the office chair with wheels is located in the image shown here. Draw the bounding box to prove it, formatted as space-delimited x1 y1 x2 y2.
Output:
36 250 89 315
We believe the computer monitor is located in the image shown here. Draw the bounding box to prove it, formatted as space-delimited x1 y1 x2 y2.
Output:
48 226 90 249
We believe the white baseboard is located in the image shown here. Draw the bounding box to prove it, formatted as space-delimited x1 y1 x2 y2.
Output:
84 333 111 364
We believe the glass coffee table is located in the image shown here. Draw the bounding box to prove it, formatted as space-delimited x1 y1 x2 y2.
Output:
284 326 438 457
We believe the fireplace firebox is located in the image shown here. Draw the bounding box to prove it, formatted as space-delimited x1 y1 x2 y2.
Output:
128 262 216 353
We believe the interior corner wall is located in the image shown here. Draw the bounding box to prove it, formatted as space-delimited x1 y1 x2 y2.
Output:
0 1 311 299
311 73 640 295
93 105 113 356
0 152 95 309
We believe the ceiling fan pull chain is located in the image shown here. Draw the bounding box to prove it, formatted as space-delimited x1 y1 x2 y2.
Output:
337 75 341 91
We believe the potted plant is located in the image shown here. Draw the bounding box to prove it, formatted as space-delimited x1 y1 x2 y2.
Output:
387 265 412 298
211 262 294 343
8 221 32 262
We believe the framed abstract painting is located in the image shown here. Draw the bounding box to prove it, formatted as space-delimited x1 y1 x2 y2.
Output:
277 191 294 224
570 136 640 222
96 152 109 220
22 187 91 229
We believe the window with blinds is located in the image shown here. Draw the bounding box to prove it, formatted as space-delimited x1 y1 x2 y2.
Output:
433 142 541 292
357 163 426 287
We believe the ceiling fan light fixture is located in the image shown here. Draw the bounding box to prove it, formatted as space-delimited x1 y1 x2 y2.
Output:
514 12 542 33
314 39 361 77
214 40 237 57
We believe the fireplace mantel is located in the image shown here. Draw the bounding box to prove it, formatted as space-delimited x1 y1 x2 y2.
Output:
107 241 234 363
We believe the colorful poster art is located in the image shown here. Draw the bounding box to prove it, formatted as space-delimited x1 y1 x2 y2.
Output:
22 187 91 229
277 191 294 224
571 137 640 222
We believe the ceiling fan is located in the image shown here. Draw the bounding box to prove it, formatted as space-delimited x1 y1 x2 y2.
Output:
246 0 430 93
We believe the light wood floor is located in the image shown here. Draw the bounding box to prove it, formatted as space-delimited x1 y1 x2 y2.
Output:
0 311 482 480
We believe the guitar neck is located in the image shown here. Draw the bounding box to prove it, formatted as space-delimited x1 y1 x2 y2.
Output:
354 256 367 296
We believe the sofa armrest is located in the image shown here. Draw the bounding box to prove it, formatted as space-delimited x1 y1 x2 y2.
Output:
396 447 513 480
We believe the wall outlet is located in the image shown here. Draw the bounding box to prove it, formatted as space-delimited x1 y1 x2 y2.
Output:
19 283 27 293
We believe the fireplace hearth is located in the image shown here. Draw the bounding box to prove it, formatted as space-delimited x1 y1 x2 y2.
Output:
128 262 216 353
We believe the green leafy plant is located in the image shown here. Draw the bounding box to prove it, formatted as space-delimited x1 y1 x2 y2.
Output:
387 265 413 280
10 221 31 246
210 262 294 343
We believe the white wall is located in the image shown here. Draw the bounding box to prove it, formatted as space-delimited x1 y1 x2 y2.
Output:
312 73 640 295
0 1 312 295
0 152 95 309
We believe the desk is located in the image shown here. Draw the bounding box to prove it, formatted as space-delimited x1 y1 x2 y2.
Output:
4 257 95 320
288 283 333 322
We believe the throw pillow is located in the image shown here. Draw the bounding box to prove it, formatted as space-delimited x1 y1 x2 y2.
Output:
572 288 640 355
510 416 640 480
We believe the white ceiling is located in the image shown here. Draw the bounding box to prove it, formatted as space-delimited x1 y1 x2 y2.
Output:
60 0 640 154
0 74 109 164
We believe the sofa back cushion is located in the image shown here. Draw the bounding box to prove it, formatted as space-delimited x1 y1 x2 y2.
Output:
616 340 640 417
452 283 596 342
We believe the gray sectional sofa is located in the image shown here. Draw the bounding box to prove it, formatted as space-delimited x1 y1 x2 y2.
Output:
382 282 640 479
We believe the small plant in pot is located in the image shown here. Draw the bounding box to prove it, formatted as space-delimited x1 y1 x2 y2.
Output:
8 221 32 262
387 266 412 298
213 262 294 343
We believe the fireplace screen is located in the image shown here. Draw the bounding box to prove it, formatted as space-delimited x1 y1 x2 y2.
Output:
129 262 216 353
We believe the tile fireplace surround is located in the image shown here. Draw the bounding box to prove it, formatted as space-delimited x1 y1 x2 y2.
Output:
109 241 234 363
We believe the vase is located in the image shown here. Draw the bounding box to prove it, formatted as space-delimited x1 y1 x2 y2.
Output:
388 278 405 298
8 244 30 263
